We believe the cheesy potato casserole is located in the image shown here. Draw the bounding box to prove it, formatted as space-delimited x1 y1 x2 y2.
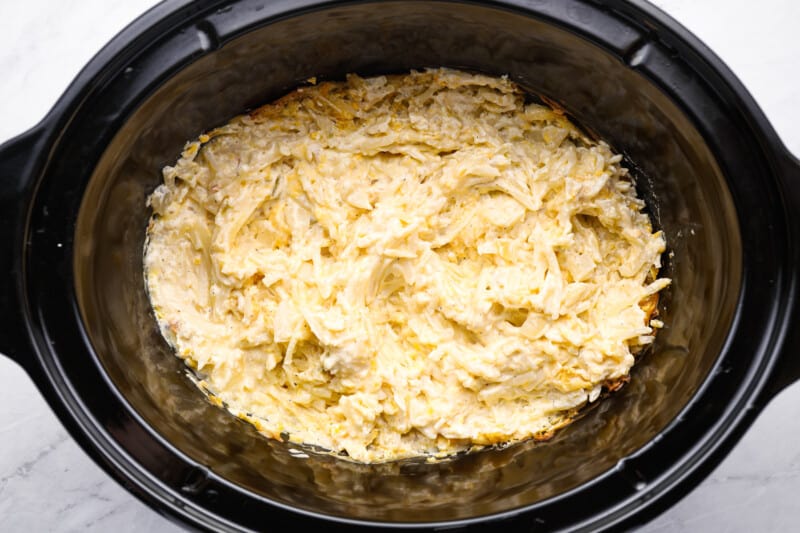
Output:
144 68 670 463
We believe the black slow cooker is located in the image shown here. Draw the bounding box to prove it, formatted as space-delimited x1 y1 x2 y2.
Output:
1 0 799 531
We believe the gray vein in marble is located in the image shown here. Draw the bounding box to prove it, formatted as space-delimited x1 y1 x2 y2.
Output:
0 432 70 493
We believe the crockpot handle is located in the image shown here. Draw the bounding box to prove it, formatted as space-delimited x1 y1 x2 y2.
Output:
762 150 800 401
0 126 44 375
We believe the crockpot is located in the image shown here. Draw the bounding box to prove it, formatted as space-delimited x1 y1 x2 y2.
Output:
1 0 799 531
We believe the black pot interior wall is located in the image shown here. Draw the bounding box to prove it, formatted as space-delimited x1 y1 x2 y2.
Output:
74 1 741 523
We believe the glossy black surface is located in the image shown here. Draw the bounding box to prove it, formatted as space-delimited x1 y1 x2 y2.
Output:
1 0 800 531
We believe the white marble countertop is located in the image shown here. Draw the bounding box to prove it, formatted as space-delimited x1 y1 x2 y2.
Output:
1 1 799 531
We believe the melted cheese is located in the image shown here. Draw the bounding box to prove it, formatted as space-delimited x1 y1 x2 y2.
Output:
144 68 670 463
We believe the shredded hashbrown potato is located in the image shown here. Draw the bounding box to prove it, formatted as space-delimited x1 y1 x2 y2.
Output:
144 68 669 463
